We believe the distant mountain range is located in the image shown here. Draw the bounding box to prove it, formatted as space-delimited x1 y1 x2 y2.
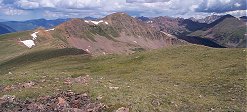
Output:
137 15 246 48
240 16 247 22
0 17 102 35
0 23 16 34
0 18 70 33
189 15 246 48
0 14 246 48
189 15 223 24
138 16 209 35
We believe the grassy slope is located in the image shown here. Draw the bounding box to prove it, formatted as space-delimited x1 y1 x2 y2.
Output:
0 45 246 111
0 31 36 63
0 30 70 64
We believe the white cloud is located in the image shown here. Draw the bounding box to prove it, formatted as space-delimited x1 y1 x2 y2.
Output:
234 3 241 7
127 0 170 3
226 10 247 17
2 7 26 15
0 0 246 20
196 0 246 13
15 0 102 9
16 0 40 9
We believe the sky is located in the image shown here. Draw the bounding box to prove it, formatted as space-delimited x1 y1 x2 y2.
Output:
0 0 246 21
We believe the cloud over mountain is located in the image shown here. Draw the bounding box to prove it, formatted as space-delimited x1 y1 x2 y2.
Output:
0 0 246 21
126 0 170 3
195 0 246 13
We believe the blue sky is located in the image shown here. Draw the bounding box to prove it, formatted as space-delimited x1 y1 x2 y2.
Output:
0 0 246 21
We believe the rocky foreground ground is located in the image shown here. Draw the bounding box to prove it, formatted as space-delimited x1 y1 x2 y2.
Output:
0 75 130 112
0 91 129 112
0 91 105 112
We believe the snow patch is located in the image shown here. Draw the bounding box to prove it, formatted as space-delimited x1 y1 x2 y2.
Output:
103 52 106 55
21 31 38 48
45 28 55 32
86 49 90 52
133 41 137 43
147 21 153 23
91 20 104 25
85 20 108 25
31 32 39 40
21 40 35 48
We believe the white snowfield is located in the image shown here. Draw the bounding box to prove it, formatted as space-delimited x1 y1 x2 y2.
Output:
84 20 108 25
91 20 103 25
21 28 55 48
20 40 35 48
31 32 39 40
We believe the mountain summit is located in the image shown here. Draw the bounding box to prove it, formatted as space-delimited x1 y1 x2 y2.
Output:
49 13 187 55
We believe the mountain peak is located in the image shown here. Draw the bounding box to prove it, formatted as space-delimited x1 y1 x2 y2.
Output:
136 16 150 21
62 18 85 25
207 14 237 28
104 12 132 20
240 16 247 19
83 16 98 20
102 12 142 27
223 14 234 18
56 18 87 30
69 18 83 22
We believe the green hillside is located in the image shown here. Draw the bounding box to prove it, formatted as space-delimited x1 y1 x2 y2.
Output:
0 45 246 111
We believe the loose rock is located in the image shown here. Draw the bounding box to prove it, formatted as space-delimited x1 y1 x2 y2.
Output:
116 107 129 112
0 95 16 103
109 87 119 90
21 81 35 88
64 75 90 85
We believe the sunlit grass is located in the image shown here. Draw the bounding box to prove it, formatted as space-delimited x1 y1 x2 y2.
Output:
0 45 246 111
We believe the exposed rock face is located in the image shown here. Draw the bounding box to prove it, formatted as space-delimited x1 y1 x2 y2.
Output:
53 13 187 55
